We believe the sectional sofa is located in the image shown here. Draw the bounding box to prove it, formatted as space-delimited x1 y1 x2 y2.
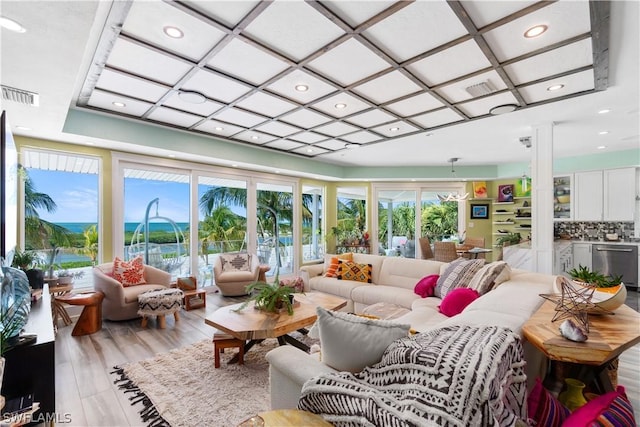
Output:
266 252 556 412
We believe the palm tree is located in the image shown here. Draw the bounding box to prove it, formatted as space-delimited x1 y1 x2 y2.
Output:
199 206 246 264
199 186 313 268
79 224 99 266
22 168 72 268
421 202 458 241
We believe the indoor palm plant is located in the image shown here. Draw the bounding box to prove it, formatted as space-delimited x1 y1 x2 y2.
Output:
564 264 626 312
235 271 297 315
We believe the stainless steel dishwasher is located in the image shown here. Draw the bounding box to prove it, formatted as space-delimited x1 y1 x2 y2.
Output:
592 244 638 290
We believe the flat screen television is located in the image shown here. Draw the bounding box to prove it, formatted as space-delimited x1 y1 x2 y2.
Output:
1 110 19 265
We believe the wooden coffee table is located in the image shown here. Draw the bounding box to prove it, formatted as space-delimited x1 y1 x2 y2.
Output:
205 292 346 362
523 299 640 392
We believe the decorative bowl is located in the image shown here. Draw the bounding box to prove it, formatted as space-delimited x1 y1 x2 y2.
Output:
553 277 627 313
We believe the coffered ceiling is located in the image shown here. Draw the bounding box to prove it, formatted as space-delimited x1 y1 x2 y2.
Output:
1 1 638 172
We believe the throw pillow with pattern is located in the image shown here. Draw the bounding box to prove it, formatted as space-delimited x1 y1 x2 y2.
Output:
434 258 485 298
324 252 353 277
337 260 372 283
113 255 146 287
221 253 251 272
468 261 509 295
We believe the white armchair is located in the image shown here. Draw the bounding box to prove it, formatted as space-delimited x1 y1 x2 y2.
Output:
213 253 261 296
93 262 171 321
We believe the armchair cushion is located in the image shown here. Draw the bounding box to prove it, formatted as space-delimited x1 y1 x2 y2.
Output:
220 253 252 272
113 256 146 286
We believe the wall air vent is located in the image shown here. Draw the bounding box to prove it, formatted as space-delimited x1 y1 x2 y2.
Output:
465 80 497 97
1 85 39 106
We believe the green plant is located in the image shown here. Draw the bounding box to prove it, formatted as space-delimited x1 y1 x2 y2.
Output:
11 250 37 270
568 264 623 288
495 233 521 247
234 273 296 315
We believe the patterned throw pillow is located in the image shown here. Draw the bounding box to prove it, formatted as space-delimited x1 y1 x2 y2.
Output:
113 256 146 287
220 253 251 272
324 253 353 277
467 261 509 295
527 378 570 427
434 258 485 298
337 260 372 283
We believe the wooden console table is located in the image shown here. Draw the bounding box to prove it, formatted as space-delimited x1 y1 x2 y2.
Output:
522 300 640 393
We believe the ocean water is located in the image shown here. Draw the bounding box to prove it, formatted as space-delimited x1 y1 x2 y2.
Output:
56 222 189 233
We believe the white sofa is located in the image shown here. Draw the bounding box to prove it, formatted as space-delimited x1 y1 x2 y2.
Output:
266 253 556 410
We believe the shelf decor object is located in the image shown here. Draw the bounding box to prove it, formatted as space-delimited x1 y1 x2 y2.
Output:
515 175 532 197
472 181 488 198
498 184 514 202
470 204 489 219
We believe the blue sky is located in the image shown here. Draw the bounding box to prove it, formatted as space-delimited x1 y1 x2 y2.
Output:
28 169 244 224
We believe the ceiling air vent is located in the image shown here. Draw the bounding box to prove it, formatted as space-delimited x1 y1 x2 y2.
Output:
465 80 497 97
1 85 39 106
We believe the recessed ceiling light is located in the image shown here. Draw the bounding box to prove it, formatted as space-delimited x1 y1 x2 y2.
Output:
306 148 314 153
547 84 564 91
275 170 281 174
85 142 95 146
168 154 176 158
524 24 548 38
597 145 606 150
232 164 238 167
295 84 309 92
214 126 224 131
334 103 347 109
15 125 31 131
598 130 609 135
251 135 259 140
163 26 183 38
112 101 126 107
389 127 400 132
598 109 611 114
0 16 26 33
178 90 206 104
489 104 518 115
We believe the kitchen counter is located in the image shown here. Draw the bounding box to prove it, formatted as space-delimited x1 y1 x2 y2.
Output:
554 239 640 247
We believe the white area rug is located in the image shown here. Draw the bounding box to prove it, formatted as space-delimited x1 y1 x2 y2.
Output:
113 339 279 427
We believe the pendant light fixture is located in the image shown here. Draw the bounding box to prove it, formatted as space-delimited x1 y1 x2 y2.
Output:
437 158 469 202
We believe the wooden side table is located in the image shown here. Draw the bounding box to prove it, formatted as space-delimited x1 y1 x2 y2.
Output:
55 291 104 336
48 283 73 328
183 289 206 310
523 300 640 393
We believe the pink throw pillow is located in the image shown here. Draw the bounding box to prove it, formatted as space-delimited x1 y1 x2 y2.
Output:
563 385 635 426
414 275 439 298
527 378 570 427
113 256 146 287
439 288 479 317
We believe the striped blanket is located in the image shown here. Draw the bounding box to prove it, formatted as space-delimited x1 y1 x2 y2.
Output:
299 325 527 426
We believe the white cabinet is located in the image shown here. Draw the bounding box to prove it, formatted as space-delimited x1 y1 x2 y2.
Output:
554 242 573 276
574 171 603 221
604 168 636 221
574 168 636 221
572 243 592 270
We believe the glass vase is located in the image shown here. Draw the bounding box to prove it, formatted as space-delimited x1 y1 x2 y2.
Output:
558 378 587 411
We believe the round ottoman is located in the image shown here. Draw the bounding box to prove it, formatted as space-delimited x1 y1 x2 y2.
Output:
138 288 184 329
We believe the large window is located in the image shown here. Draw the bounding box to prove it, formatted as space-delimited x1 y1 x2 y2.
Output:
21 149 100 289
123 167 190 280
377 190 417 257
256 181 295 276
302 184 323 262
335 186 367 253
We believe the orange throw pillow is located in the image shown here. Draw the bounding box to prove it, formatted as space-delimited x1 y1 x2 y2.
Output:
113 256 146 287
324 252 353 277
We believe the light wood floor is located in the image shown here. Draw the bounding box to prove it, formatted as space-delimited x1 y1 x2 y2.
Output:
54 290 640 426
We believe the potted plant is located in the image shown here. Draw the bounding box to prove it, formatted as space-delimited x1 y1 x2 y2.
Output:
564 265 626 312
11 250 36 271
235 273 297 315
495 233 522 247
56 269 84 285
